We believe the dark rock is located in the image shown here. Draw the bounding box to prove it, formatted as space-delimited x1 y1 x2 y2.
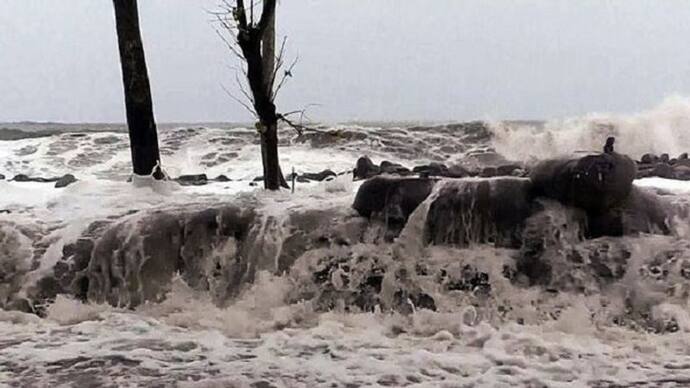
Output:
530 153 637 213
640 154 657 164
353 156 380 180
660 153 670 164
353 176 436 239
673 159 690 168
445 164 470 178
585 187 670 238
479 167 497 178
425 178 533 248
301 169 336 182
6 298 33 313
177 174 208 186
253 176 264 182
11 174 59 183
643 163 675 179
463 152 508 168
679 153 688 160
496 164 522 176
214 174 231 182
673 165 690 180
54 174 77 188
413 163 448 177
380 161 411 175
0 173 4 180
353 176 436 219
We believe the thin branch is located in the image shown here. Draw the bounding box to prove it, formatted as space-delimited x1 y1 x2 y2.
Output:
234 69 255 105
221 84 257 118
273 54 298 99
268 36 288 97
214 27 244 61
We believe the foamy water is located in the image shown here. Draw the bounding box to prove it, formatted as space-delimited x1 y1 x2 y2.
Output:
2 99 690 386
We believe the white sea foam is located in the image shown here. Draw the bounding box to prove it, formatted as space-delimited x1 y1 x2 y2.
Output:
491 95 690 162
3 102 690 386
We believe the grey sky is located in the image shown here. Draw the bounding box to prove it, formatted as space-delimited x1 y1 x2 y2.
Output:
1 1 690 123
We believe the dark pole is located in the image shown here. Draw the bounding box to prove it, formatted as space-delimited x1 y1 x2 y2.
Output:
113 0 163 179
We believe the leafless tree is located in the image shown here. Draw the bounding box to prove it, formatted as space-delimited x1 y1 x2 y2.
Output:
214 0 304 190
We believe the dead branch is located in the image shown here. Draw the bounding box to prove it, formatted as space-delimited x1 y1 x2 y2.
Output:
273 54 298 100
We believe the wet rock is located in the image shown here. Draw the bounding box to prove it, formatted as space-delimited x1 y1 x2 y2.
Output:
425 178 534 248
463 151 508 168
253 176 264 182
11 174 59 183
640 153 658 164
660 153 670 164
176 174 208 186
639 163 674 179
679 152 688 160
54 174 77 188
413 163 448 177
301 169 336 182
530 153 637 213
5 298 32 313
0 173 4 180
673 165 690 180
353 156 380 180
380 160 411 175
215 174 231 182
496 164 522 176
585 187 670 238
479 167 497 177
353 176 436 219
445 164 470 178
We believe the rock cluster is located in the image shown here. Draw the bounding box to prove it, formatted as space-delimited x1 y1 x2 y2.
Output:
637 152 690 180
352 155 524 181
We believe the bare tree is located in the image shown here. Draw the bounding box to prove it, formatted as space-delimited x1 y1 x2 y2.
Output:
215 0 300 190
113 0 164 179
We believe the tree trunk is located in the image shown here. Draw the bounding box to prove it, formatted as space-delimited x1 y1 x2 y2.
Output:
259 9 288 189
261 8 275 96
113 0 163 179
261 122 282 190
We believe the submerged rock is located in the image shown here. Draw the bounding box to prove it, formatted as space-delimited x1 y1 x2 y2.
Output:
54 174 77 188
11 174 60 183
176 174 208 186
301 169 336 182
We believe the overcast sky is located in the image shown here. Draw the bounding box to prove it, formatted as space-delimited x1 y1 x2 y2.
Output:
1 1 690 123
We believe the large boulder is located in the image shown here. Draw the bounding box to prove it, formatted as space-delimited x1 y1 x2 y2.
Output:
424 178 534 248
353 156 380 180
585 187 671 238
353 176 436 239
530 152 636 213
353 177 436 220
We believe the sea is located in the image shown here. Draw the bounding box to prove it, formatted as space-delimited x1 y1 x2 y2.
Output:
1 97 690 387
